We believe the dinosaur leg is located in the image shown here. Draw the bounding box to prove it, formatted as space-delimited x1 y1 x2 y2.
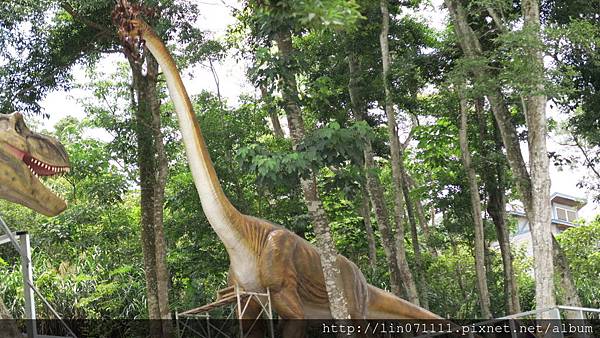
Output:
258 230 307 337
271 287 306 338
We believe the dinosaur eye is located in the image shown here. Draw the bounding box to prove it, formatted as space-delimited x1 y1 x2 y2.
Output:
15 120 23 134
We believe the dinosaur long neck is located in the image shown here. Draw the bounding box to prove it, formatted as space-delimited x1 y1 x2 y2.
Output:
141 29 244 246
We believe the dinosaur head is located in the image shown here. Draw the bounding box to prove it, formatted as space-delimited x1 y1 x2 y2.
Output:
112 0 154 61
0 113 70 216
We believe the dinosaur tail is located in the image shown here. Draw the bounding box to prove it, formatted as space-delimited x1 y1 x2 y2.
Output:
366 284 442 319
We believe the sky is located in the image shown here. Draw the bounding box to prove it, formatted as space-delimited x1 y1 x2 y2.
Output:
38 0 599 220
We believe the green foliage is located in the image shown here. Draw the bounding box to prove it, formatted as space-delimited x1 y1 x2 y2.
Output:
556 219 600 308
291 0 363 28
424 239 533 318
0 0 203 115
241 0 363 38
543 1 600 200
237 121 373 188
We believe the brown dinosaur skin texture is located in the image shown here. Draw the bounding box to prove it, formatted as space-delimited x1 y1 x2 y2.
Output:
0 113 71 216
118 18 442 338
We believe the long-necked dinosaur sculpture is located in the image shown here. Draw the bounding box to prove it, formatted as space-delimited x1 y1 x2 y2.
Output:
113 10 441 337
0 112 71 338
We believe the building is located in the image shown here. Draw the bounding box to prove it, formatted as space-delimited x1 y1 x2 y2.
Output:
507 192 587 256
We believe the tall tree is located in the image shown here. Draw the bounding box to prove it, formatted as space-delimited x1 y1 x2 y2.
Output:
128 51 172 334
475 101 521 314
348 52 403 296
457 89 492 318
239 0 366 319
444 0 558 316
378 0 420 305
400 155 430 309
520 0 556 314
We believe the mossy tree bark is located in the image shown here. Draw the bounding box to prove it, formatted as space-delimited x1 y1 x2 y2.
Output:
130 52 172 336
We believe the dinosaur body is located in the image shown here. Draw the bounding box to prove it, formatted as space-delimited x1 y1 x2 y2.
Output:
114 12 440 337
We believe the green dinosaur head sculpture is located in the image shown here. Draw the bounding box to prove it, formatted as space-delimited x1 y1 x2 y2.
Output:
0 112 70 216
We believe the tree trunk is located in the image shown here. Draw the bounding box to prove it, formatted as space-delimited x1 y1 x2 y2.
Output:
521 0 556 314
477 100 521 314
260 85 284 138
444 0 532 201
131 58 160 323
412 189 431 241
445 0 558 317
488 181 521 314
457 92 492 319
362 146 404 296
449 235 469 302
552 235 583 318
0 299 20 338
489 166 522 314
359 185 378 275
348 52 403 295
379 0 420 305
275 30 351 320
130 53 172 335
400 169 429 309
147 53 173 336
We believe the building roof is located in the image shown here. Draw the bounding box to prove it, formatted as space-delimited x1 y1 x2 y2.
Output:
550 192 587 209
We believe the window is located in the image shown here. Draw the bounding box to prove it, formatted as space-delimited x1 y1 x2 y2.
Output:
516 221 529 235
567 210 577 222
555 206 577 223
556 208 566 221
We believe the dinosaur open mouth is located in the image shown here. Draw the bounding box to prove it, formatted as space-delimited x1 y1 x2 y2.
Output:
23 153 70 177
3 143 70 178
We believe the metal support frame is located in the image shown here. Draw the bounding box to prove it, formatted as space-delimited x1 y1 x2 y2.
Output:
0 217 37 338
177 285 275 338
0 215 77 338
20 232 37 338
